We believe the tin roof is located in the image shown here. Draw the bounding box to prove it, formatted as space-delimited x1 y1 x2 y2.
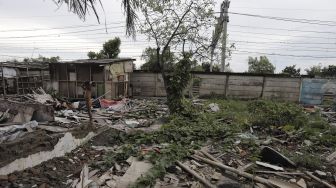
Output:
51 58 136 65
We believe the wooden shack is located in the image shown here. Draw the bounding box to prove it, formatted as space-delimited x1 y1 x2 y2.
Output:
49 58 135 99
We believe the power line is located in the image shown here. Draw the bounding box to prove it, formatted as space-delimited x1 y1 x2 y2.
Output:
0 26 127 39
230 39 336 45
234 50 336 59
229 30 336 40
233 7 336 12
229 24 336 35
228 11 336 26
0 21 125 32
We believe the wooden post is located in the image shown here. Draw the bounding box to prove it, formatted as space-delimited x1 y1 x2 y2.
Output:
1 62 6 98
41 69 44 89
16 77 19 94
154 73 158 97
75 64 78 98
260 75 266 98
224 74 230 97
66 64 70 98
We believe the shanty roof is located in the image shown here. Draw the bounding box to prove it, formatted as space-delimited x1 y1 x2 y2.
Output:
51 58 136 65
0 61 49 70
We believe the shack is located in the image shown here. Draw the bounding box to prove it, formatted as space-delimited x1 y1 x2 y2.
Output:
0 61 49 95
49 58 135 99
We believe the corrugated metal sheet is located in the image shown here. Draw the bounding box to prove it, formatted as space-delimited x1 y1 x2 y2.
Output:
300 79 336 105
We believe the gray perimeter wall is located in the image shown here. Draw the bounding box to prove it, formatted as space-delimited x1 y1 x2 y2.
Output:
130 72 336 104
131 72 302 102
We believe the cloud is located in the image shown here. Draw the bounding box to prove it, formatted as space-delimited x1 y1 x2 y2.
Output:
0 0 335 72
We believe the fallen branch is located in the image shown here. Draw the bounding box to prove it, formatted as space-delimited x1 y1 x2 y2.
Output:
304 171 336 188
199 150 221 163
176 161 215 188
255 170 304 176
192 154 273 187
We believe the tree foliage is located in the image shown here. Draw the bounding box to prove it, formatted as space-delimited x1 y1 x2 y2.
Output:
24 55 60 63
87 37 120 59
321 65 336 77
87 51 96 60
139 0 215 113
140 47 175 71
103 38 121 58
305 64 322 77
282 65 301 76
305 64 336 77
248 56 275 74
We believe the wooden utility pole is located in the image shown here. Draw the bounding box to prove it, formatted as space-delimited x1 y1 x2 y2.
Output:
220 0 230 72
209 3 225 72
1 62 6 98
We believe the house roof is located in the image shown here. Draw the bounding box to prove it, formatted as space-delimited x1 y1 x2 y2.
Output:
51 58 136 65
0 61 49 70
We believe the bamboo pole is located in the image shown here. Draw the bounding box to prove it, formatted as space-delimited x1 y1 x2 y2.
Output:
193 154 272 187
176 161 215 188
304 171 336 188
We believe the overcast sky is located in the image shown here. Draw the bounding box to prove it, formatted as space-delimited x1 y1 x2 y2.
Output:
0 0 336 73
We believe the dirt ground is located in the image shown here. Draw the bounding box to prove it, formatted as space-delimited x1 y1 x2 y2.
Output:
0 130 62 168
0 128 120 188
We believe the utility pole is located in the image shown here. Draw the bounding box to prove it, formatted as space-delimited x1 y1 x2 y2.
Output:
1 62 6 99
221 0 230 72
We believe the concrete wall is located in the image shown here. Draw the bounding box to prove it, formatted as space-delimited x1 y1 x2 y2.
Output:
131 72 304 102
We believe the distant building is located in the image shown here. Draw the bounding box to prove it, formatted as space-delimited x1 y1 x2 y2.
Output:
48 58 135 99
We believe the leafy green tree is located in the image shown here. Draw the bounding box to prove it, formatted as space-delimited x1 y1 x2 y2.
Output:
282 65 301 76
305 64 322 77
24 55 60 63
140 47 175 71
87 51 96 59
139 0 215 112
87 38 120 59
248 56 275 74
102 37 121 58
321 65 336 77
192 62 220 72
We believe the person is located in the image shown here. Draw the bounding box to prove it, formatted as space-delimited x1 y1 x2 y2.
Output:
82 81 95 126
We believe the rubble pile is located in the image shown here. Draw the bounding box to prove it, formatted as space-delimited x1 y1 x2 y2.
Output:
0 95 335 188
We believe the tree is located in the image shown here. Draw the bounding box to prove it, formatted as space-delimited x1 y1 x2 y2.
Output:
139 0 215 112
87 37 120 59
103 38 121 58
321 65 336 77
54 0 139 36
87 51 96 59
248 56 275 74
24 55 60 63
305 64 322 77
282 65 301 76
140 47 175 71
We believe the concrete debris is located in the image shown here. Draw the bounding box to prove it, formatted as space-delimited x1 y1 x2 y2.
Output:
1 98 336 187
297 178 307 188
326 151 336 163
28 88 55 105
115 157 153 188
0 121 38 143
314 170 327 177
208 103 220 112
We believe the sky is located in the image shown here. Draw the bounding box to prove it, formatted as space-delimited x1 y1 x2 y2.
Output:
0 0 335 73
